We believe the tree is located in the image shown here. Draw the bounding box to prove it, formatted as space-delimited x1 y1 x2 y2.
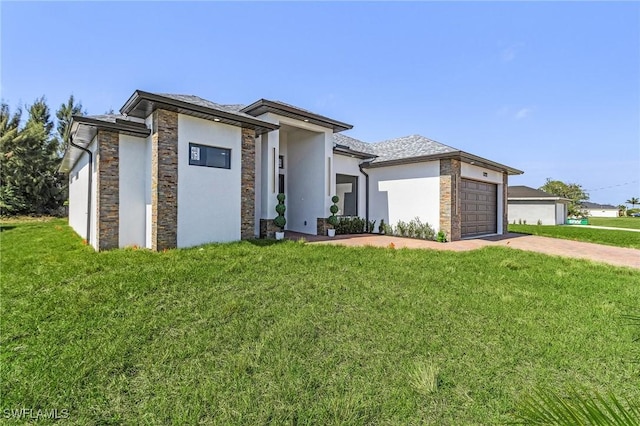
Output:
56 95 85 151
618 205 627 217
0 98 66 215
626 197 639 209
539 178 589 217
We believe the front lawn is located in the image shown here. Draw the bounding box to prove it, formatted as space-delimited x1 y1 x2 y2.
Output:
589 216 640 230
2 219 639 424
509 223 640 249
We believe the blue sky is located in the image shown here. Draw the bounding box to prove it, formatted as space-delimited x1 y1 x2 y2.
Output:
2 1 639 205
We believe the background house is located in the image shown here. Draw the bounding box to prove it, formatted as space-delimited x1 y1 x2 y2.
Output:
582 201 619 217
508 185 570 225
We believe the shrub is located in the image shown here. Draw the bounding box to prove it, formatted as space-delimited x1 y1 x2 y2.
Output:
327 195 339 227
388 217 437 241
274 193 286 230
335 216 367 235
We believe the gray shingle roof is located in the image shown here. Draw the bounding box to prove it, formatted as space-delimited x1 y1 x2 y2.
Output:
156 93 255 120
333 133 376 156
371 135 458 163
509 185 562 199
333 133 458 163
582 201 618 209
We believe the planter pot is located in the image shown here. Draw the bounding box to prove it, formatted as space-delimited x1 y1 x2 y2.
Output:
275 231 285 240
327 229 336 237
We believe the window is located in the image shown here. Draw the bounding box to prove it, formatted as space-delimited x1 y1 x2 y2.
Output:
189 143 231 169
336 174 358 216
279 155 284 169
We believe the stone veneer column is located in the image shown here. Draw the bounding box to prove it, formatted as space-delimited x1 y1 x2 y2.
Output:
151 109 178 251
502 172 509 234
95 130 119 251
241 128 256 239
439 159 462 241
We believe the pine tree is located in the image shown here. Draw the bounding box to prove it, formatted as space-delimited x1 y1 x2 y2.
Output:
0 98 66 215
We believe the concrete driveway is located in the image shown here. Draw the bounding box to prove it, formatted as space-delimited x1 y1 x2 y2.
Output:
285 232 640 270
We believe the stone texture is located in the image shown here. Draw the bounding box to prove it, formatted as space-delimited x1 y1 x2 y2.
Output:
439 159 461 241
241 128 256 239
502 172 509 234
260 219 280 239
95 130 119 250
151 109 178 251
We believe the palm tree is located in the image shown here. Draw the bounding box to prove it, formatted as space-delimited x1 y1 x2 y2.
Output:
618 205 627 217
627 197 639 209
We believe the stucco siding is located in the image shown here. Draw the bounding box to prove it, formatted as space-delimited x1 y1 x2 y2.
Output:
119 134 147 247
508 200 557 225
587 209 618 218
369 161 441 232
177 114 241 247
68 138 97 242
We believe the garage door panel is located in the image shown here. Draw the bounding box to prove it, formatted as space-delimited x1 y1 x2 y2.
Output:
461 179 497 238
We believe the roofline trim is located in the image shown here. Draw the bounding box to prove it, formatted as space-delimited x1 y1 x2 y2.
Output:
120 90 280 134
241 99 353 133
71 115 151 137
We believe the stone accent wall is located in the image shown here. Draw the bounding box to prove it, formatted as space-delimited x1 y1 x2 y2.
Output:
317 218 332 236
241 128 256 239
439 159 462 241
502 172 509 234
151 109 178 251
95 130 119 251
260 219 280 239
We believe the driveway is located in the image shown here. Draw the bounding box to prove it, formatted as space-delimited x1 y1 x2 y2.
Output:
285 232 640 270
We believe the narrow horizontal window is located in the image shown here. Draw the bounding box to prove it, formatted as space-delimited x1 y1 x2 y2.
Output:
189 143 231 169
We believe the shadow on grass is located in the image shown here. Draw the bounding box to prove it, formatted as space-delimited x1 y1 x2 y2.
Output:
0 225 16 232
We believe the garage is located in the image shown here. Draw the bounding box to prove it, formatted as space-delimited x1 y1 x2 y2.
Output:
461 179 497 237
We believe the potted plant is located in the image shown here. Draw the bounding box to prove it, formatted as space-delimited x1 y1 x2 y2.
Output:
274 193 286 240
327 195 339 237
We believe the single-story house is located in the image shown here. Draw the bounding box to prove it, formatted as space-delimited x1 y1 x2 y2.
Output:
507 185 570 225
60 90 523 251
582 201 619 217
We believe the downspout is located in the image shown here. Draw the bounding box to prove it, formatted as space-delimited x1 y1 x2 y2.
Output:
69 135 93 245
358 163 370 232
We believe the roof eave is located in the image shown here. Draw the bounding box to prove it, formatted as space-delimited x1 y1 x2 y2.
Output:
121 90 279 135
241 99 353 133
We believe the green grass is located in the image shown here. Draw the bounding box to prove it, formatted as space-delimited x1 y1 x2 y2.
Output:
2 219 639 424
509 224 640 249
589 216 640 230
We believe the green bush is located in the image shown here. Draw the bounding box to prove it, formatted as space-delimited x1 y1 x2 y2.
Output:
274 193 286 230
335 216 367 235
388 217 437 241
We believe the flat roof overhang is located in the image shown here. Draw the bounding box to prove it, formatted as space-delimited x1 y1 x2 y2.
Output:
121 90 279 136
241 99 353 133
59 116 150 172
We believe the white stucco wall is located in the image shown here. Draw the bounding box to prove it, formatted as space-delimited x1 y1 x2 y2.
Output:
68 138 97 243
333 153 366 217
177 114 242 247
368 161 441 232
144 115 153 248
508 200 557 225
287 129 327 234
587 208 618 218
119 134 147 247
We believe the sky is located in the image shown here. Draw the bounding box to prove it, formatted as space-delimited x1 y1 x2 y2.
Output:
2 1 639 206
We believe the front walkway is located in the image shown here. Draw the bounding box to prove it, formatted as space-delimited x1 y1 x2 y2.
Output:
284 231 640 269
